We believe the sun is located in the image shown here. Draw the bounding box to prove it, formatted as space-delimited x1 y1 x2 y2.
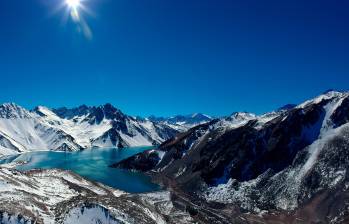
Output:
66 0 81 9
61 0 93 39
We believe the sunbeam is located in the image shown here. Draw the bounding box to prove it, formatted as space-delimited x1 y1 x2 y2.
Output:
60 0 93 39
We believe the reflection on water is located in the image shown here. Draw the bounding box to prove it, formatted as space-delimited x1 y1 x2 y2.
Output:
0 147 159 193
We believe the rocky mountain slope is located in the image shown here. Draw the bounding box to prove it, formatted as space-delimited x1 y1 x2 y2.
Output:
0 167 193 224
0 103 205 156
113 91 349 223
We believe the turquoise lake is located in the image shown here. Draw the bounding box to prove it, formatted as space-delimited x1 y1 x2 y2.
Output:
0 147 160 193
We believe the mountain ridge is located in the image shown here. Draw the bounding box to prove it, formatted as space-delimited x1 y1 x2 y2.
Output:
112 90 349 223
0 103 213 156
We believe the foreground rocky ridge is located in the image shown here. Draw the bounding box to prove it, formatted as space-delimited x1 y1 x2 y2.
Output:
0 167 193 224
113 91 349 223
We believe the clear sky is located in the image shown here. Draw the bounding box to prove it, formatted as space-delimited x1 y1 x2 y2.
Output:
0 0 348 117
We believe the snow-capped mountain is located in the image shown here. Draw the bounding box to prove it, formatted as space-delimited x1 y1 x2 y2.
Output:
35 104 182 149
0 103 185 156
148 113 212 130
0 103 83 155
113 91 349 223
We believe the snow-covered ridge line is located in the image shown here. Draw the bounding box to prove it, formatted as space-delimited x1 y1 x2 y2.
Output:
0 103 209 156
1 91 347 158
147 112 213 131
297 90 349 109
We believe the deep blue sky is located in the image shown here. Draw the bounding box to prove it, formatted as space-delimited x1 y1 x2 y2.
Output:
0 0 348 117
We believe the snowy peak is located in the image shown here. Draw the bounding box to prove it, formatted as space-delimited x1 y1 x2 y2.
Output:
297 90 348 109
148 113 212 127
52 103 126 124
92 103 125 122
0 103 32 119
35 104 126 122
227 112 256 122
170 113 212 125
209 112 257 129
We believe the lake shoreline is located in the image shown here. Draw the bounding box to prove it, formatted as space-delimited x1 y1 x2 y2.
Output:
0 146 159 193
0 145 155 160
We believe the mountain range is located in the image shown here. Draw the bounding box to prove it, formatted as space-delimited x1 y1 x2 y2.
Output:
0 103 211 156
1 91 349 223
112 90 349 223
148 113 212 127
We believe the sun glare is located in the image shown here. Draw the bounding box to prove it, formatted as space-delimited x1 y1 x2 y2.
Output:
66 0 81 9
60 0 93 39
